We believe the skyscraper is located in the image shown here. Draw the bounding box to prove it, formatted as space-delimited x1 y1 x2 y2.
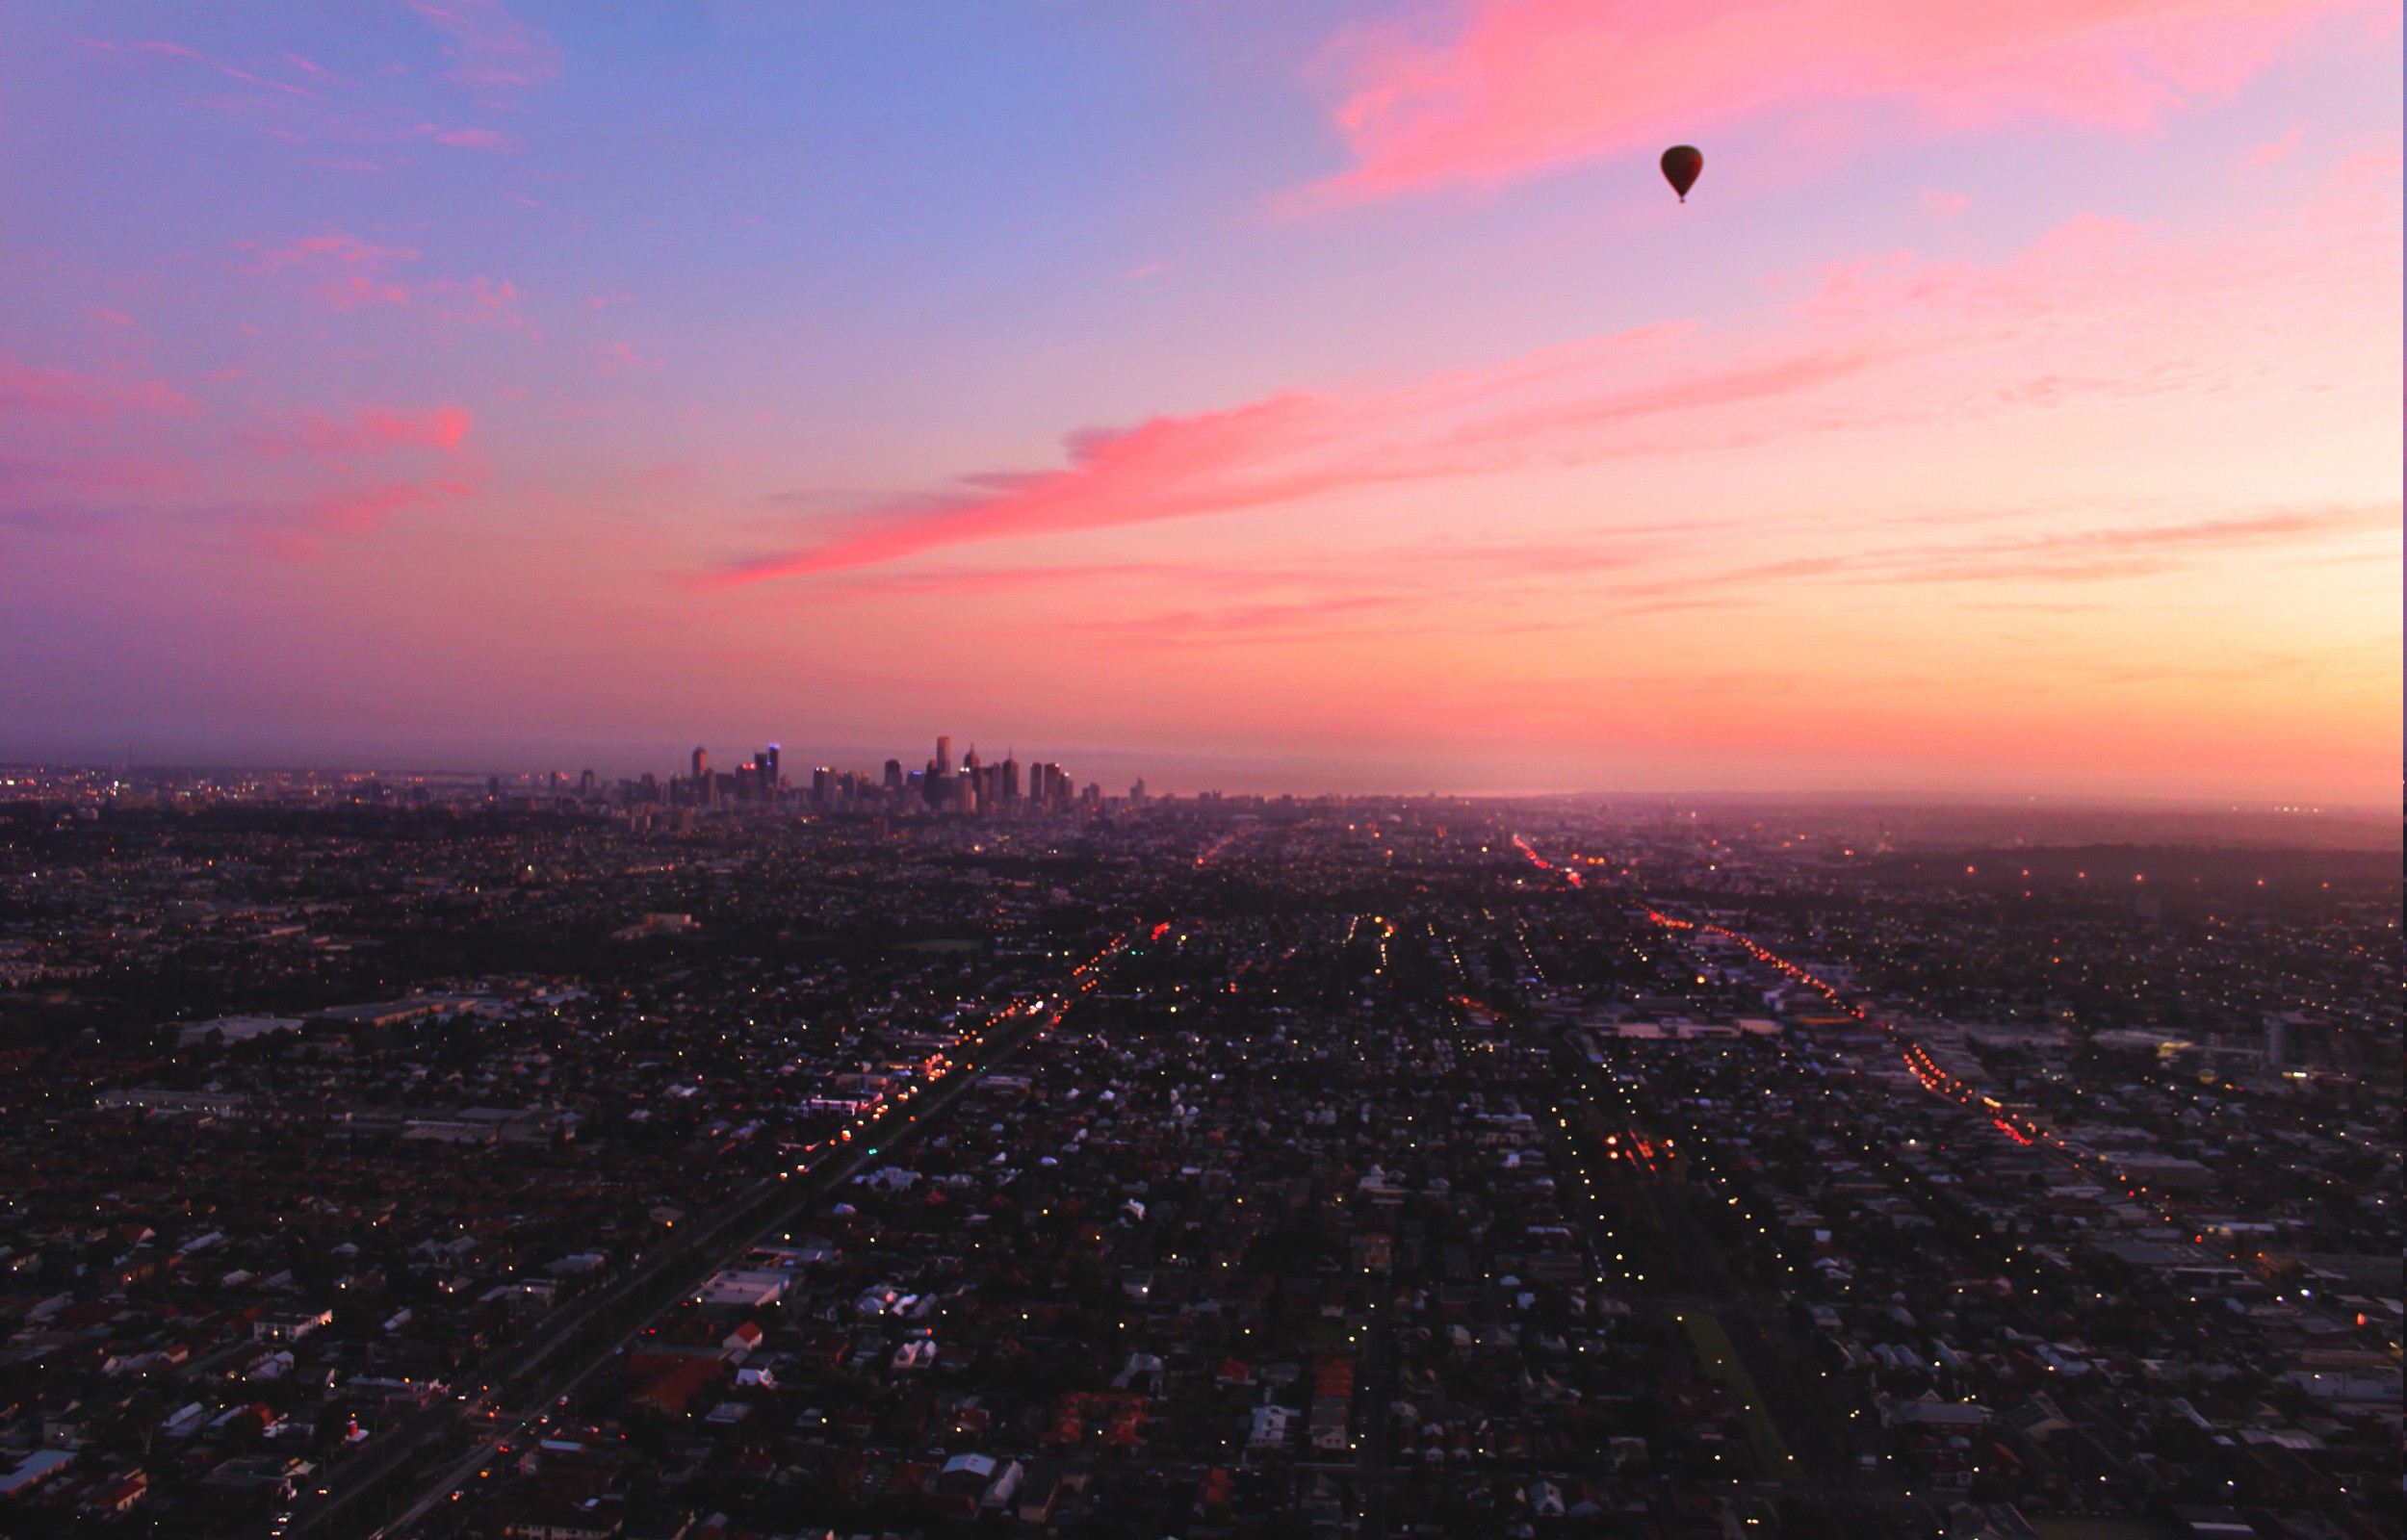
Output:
928 735 957 809
690 746 710 783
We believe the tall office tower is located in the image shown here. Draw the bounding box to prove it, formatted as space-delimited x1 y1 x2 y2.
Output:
578 769 597 800
999 754 1021 803
690 746 710 783
963 744 981 774
813 766 833 808
884 759 904 793
1129 778 1148 806
928 735 957 808
1030 761 1070 808
762 744 781 788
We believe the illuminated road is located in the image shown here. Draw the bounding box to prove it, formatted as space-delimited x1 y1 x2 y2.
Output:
266 931 1135 1540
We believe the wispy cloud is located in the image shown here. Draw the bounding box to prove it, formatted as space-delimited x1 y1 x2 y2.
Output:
1064 594 1421 645
2244 123 2307 166
1293 0 2375 207
0 357 197 420
245 233 421 309
714 393 1351 584
2 475 479 560
242 234 532 331
1820 501 2399 585
124 38 321 100
415 123 522 151
243 404 477 459
409 0 559 103
719 205 2365 586
593 341 662 374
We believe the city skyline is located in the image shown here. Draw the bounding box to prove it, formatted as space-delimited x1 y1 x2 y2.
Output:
1 3 2398 804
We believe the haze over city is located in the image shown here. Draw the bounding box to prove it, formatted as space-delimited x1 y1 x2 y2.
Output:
1 2 2398 801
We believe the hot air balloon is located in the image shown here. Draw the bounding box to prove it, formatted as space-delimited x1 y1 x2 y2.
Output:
1660 145 1702 202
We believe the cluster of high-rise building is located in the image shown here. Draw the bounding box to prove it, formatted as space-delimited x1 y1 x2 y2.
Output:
885 734 1086 816
666 743 785 808
578 736 1109 820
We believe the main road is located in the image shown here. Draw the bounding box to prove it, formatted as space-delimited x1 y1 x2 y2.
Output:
265 932 1133 1540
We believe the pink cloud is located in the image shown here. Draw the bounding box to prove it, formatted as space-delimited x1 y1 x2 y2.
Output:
2244 123 2307 164
258 477 477 555
593 342 663 374
715 393 1351 584
363 404 475 450
409 0 559 101
1921 189 1972 218
712 329 1902 587
0 453 195 499
1065 594 1420 645
754 496 2385 650
1299 0 2373 205
244 236 531 330
1715 500 2398 587
416 123 522 151
130 38 321 100
430 274 532 332
246 233 421 309
631 462 694 491
307 481 443 534
715 195 2394 586
0 357 197 420
246 404 477 458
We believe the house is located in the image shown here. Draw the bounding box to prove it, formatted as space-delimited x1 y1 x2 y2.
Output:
1018 1466 1066 1525
252 1307 335 1343
695 1270 788 1309
0 1450 75 1500
1248 1404 1293 1450
505 1502 626 1540
85 1469 148 1514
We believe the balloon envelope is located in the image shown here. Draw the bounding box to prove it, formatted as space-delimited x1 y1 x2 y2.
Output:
1660 145 1703 201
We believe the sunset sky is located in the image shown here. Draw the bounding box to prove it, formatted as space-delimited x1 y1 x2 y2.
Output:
1 1 2397 800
